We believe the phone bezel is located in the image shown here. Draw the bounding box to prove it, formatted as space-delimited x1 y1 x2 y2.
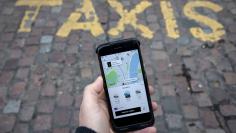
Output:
96 38 154 131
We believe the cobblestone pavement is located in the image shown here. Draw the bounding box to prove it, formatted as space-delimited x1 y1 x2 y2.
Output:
0 0 236 133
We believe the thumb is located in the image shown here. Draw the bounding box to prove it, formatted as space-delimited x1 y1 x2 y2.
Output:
83 76 104 102
92 76 103 94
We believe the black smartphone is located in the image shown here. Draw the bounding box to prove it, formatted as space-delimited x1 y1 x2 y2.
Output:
96 38 154 132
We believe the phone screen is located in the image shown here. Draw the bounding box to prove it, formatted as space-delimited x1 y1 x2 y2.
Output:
101 49 150 119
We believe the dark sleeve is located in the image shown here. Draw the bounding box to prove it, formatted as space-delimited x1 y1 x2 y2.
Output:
75 126 97 133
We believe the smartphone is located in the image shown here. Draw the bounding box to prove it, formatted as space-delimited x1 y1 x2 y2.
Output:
96 38 154 132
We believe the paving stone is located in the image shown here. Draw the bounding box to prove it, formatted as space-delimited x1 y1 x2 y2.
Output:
40 44 52 53
177 47 193 56
220 105 236 117
0 114 16 132
205 70 222 82
2 7 14 15
9 82 26 98
227 120 236 133
0 71 14 85
65 54 77 65
25 36 40 45
3 100 21 114
14 123 29 133
37 99 55 113
1 32 14 42
206 129 225 133
75 94 83 108
161 96 181 114
35 54 49 64
66 45 78 54
19 105 35 121
24 46 38 56
154 59 169 72
200 109 219 128
223 72 236 85
81 67 92 79
151 41 164 50
56 93 73 107
0 87 7 110
33 115 52 131
182 105 199 120
10 49 22 59
228 24 236 33
72 109 80 127
149 23 160 31
194 93 213 107
40 35 53 44
53 43 66 51
53 108 72 126
3 59 18 70
49 52 65 63
53 128 70 133
152 51 169 60
155 118 168 133
13 38 25 48
41 83 56 97
216 58 233 72
183 57 197 71
177 36 190 45
32 74 45 87
190 80 204 93
19 57 34 67
147 14 158 23
165 114 183 129
186 121 204 133
51 6 62 14
23 87 40 102
157 72 173 85
209 88 229 104
33 65 47 76
16 68 29 80
47 66 61 80
230 8 236 14
161 85 176 96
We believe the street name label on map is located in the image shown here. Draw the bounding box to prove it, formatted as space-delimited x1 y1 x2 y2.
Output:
16 0 226 42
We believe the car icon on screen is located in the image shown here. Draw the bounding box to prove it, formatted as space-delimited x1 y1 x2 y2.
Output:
113 94 119 98
135 90 141 94
124 91 131 98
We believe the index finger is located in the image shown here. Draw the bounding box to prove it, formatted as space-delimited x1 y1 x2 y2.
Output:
149 85 155 95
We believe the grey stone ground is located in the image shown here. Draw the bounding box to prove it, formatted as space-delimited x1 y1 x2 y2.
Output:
0 0 236 133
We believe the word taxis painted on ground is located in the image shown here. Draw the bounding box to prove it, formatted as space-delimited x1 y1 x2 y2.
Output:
16 0 226 42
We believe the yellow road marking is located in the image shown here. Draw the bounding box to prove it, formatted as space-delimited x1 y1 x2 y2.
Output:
184 1 225 42
15 0 62 32
160 0 180 39
56 0 104 37
15 0 226 42
15 0 62 6
107 0 153 39
17 6 41 32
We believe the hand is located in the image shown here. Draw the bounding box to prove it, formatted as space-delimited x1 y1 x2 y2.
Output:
79 76 158 133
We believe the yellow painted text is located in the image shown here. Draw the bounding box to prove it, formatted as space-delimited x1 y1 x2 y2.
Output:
107 0 153 39
184 1 225 42
56 0 104 37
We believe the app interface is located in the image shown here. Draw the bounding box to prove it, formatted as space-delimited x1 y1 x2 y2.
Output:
101 50 150 119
